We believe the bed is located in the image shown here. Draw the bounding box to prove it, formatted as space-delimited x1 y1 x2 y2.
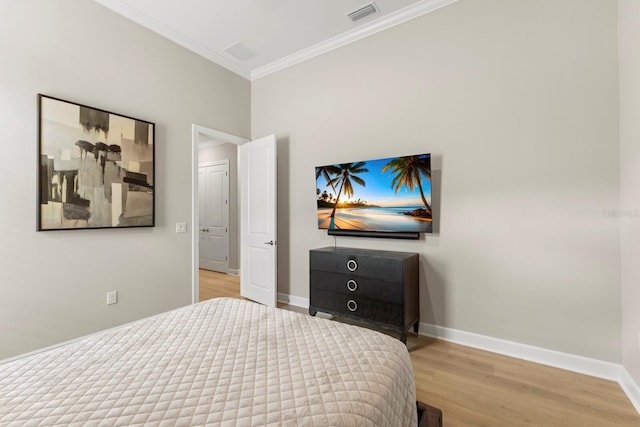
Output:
0 297 418 426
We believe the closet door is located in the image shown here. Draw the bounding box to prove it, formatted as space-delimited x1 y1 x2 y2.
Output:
199 160 229 273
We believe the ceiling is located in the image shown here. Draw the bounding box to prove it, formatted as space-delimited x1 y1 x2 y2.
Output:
93 0 458 80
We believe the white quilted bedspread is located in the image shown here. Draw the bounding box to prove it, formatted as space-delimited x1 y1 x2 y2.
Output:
0 298 417 426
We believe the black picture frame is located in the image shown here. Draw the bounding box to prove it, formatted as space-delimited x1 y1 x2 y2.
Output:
37 94 155 231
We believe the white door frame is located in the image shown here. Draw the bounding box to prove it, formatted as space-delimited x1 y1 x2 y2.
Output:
191 124 249 304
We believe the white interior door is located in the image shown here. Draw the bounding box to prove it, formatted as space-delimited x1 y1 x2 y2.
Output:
240 134 277 307
199 161 229 273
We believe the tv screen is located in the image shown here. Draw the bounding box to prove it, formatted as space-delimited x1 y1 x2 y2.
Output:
316 153 432 236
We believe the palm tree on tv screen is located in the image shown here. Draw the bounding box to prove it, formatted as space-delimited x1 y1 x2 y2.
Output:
381 154 432 215
315 165 341 194
327 162 368 218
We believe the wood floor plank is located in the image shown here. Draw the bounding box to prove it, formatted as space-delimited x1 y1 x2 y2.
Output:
198 270 640 426
199 268 241 300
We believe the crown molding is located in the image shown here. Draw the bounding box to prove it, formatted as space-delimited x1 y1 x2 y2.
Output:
93 0 252 79
94 0 459 81
250 0 460 80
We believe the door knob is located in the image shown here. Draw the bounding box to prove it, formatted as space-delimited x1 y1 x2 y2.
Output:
264 240 275 246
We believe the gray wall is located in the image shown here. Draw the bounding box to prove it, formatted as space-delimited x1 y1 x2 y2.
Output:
619 0 640 386
252 0 622 362
0 0 250 359
199 143 240 272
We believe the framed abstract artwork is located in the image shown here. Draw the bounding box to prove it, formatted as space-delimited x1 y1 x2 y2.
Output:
37 94 155 231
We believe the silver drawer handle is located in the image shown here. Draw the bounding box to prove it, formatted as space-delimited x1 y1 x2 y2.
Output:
346 279 358 292
346 259 358 272
346 299 358 312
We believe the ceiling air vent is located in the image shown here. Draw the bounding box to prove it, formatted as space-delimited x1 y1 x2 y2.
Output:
224 41 255 61
348 2 379 22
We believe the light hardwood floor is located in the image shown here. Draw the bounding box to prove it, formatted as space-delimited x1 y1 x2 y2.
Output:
199 268 243 300
199 269 640 426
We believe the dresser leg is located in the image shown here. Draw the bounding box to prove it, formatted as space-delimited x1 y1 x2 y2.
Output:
413 322 419 334
309 308 317 316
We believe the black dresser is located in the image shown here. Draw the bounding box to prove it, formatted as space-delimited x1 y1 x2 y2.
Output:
309 246 419 343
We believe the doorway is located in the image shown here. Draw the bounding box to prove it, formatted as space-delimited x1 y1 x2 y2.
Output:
191 125 248 304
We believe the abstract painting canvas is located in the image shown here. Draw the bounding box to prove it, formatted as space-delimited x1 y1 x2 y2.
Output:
38 95 155 231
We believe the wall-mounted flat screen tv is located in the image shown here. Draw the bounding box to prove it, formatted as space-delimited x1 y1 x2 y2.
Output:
315 153 432 239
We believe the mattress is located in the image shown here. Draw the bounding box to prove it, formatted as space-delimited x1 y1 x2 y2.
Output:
0 297 417 426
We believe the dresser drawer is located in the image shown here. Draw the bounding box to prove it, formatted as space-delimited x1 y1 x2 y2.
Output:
310 289 403 326
310 248 407 282
310 270 403 304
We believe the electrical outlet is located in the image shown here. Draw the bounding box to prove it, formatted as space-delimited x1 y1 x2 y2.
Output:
106 291 118 305
176 222 187 233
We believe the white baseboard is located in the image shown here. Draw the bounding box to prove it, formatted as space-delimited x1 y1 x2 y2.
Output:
277 293 309 309
227 269 240 276
418 322 622 381
275 292 639 414
419 322 640 414
620 368 640 415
